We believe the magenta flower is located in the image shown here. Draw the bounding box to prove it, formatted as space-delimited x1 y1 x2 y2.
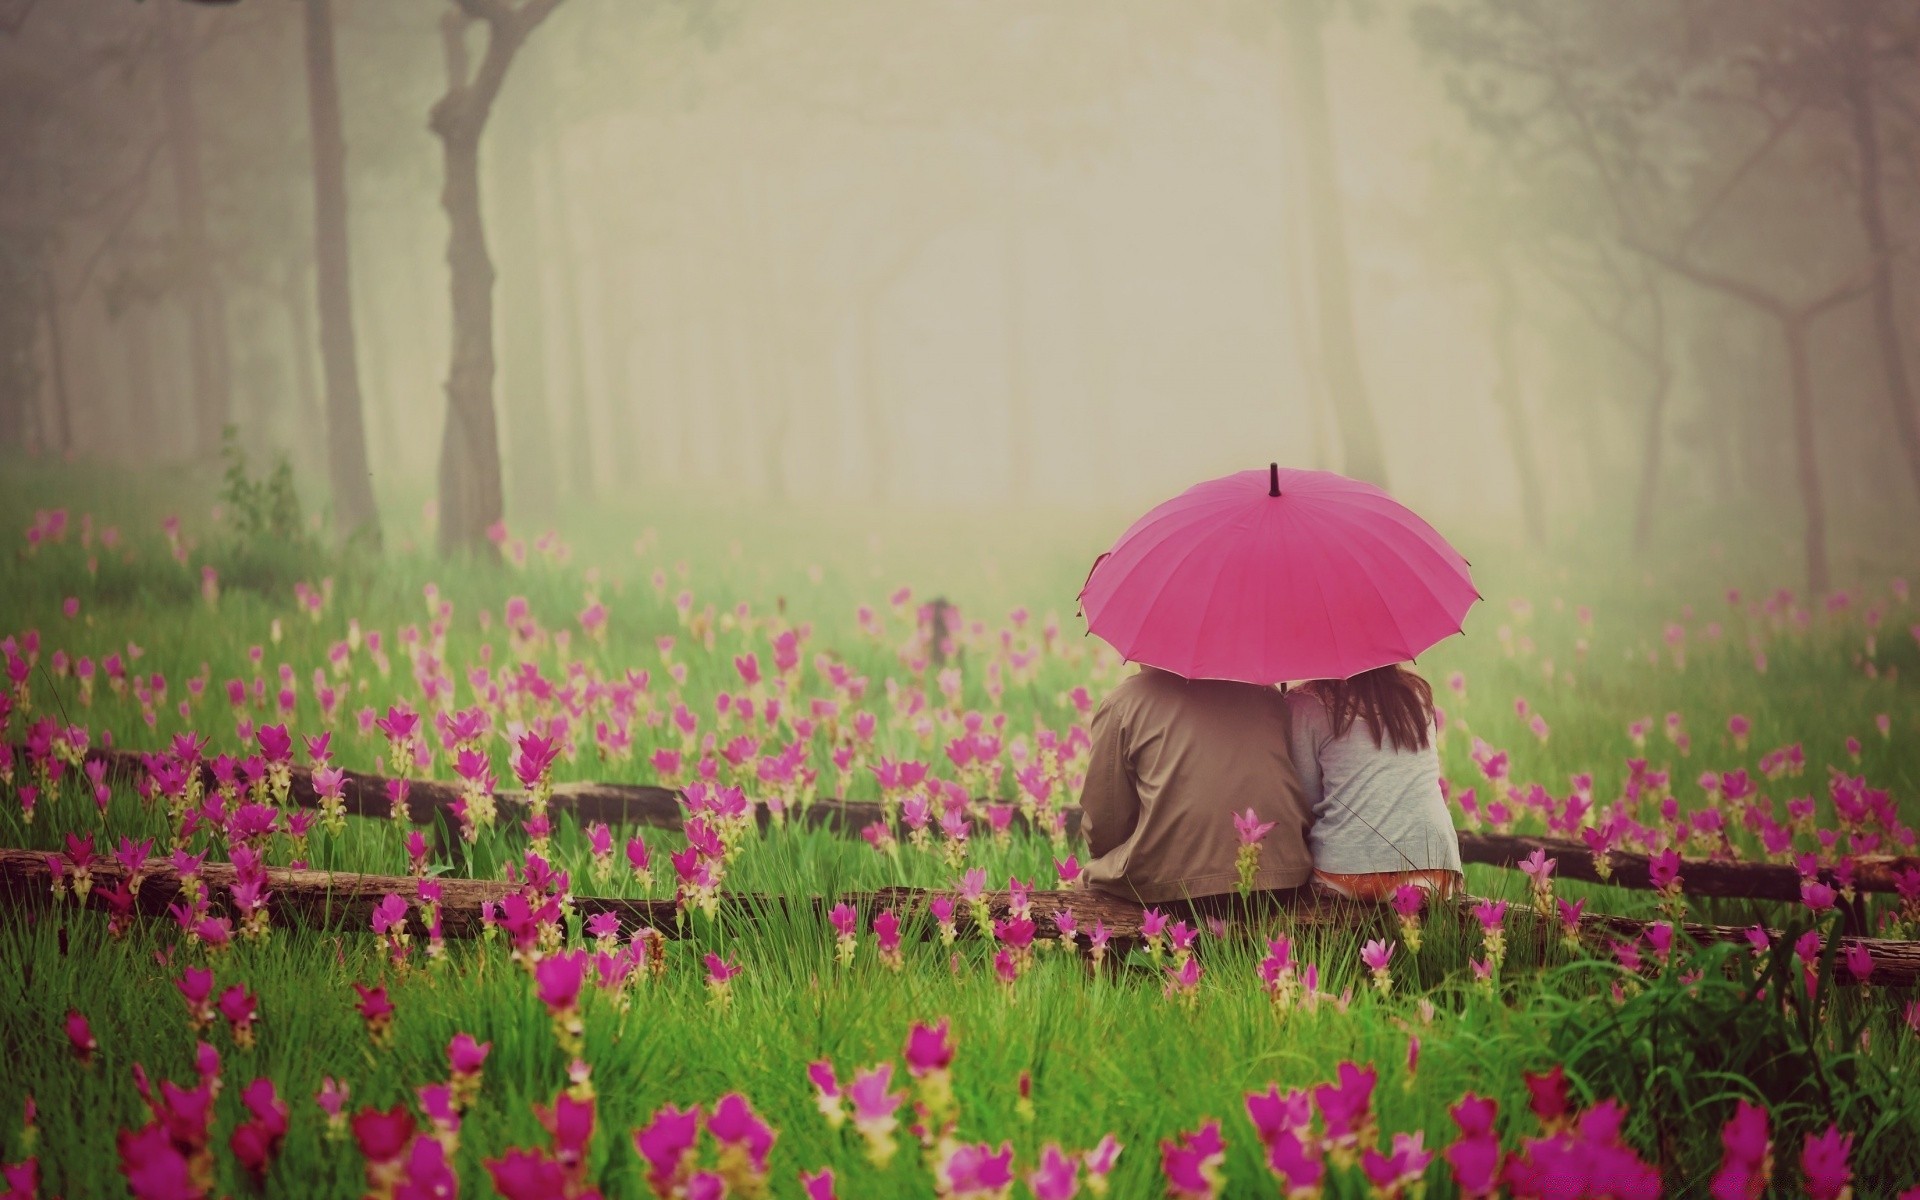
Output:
64 1010 95 1065
829 902 858 940
1524 1065 1571 1131
486 1148 568 1200
351 1104 417 1171
942 1141 1014 1198
1362 1131 1432 1196
1026 1143 1079 1200
874 910 903 964
1709 1100 1769 1200
1444 1093 1501 1198
905 1018 955 1077
513 731 560 790
993 917 1036 951
1801 880 1838 912
708 1092 777 1178
1084 1134 1123 1187
800 1167 838 1200
635 1103 702 1195
1844 944 1874 985
807 1061 844 1127
1266 1129 1323 1195
1313 1061 1377 1150
1361 939 1394 972
1245 1085 1313 1148
1159 1121 1225 1199
535 950 588 1015
449 1031 490 1077
1801 1126 1853 1200
849 1062 904 1166
1649 848 1683 891
1391 884 1425 919
1233 807 1276 846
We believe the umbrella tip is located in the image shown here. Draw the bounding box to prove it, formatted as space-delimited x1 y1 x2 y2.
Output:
1268 462 1281 497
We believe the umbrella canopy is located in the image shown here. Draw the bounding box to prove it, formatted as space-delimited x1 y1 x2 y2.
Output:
1079 464 1478 684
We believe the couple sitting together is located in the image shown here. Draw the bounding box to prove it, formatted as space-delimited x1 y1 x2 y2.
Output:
1078 661 1460 908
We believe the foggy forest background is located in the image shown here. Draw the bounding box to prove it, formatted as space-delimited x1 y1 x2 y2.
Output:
3 0 1918 595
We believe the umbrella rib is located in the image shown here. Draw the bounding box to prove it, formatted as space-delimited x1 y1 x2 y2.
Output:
1312 515 1449 663
1331 508 1475 638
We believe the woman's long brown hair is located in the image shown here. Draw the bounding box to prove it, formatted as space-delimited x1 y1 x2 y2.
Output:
1310 665 1434 752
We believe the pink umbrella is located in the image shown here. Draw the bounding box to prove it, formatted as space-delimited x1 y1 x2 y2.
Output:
1079 464 1478 684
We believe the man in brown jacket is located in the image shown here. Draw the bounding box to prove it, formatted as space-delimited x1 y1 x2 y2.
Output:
1079 665 1313 904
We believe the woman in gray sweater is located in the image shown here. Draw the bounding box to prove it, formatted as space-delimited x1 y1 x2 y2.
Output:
1284 665 1463 900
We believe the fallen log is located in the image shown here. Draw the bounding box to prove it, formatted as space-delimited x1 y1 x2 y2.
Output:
37 746 1920 903
2 849 1915 986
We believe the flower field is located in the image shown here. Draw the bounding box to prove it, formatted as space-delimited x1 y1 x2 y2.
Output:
3 478 1920 1199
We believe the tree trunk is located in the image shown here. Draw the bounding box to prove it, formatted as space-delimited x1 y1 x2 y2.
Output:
1782 315 1830 596
158 0 231 458
1487 263 1546 547
1629 362 1670 556
302 0 381 546
429 4 563 556
492 90 556 522
1280 0 1388 488
280 261 325 451
435 118 505 555
39 269 72 456
1841 11 1920 506
121 302 159 450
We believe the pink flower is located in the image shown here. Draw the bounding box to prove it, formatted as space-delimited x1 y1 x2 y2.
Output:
1159 1121 1225 1199
1026 1144 1079 1200
1649 849 1683 891
848 1063 903 1125
533 948 583 1013
513 731 560 790
1361 939 1394 973
634 1103 701 1194
1801 1127 1853 1200
449 1032 490 1077
1361 1131 1431 1196
1472 900 1507 933
64 1010 95 1064
1245 1085 1313 1147
1233 807 1276 846
943 1142 1015 1198
799 1167 838 1200
905 1018 955 1077
829 902 858 940
1524 1065 1571 1130
352 1104 417 1170
1844 944 1874 985
1313 1062 1376 1149
707 1092 776 1177
1391 884 1425 919
1801 880 1837 912
1445 1093 1501 1198
1084 1134 1123 1187
1710 1100 1770 1200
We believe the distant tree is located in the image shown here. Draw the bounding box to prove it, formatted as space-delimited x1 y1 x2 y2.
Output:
1413 0 1891 593
301 0 380 546
1279 0 1390 488
428 0 567 557
156 0 232 456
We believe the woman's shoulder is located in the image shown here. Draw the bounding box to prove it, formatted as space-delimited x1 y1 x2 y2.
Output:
1283 685 1330 726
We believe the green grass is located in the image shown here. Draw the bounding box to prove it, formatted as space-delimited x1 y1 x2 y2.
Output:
3 459 1920 1196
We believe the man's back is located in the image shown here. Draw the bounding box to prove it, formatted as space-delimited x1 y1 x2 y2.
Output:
1079 666 1313 903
